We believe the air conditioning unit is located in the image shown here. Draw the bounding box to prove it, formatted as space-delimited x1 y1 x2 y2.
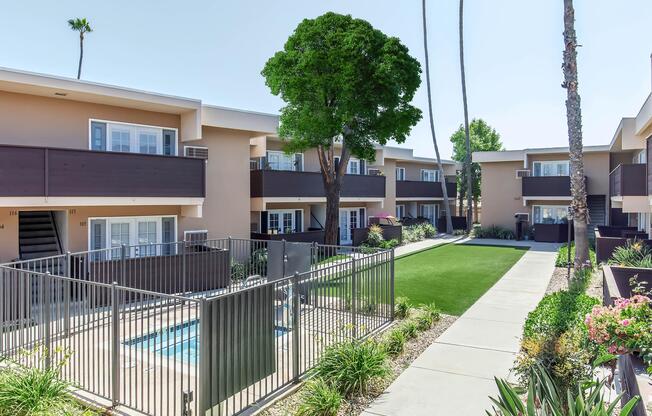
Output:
184 146 209 160
515 169 530 178
514 213 530 221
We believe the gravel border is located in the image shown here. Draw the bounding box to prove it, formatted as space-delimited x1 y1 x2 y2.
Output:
259 314 457 416
546 266 603 300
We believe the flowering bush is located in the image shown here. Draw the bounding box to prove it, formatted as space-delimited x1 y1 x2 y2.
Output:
585 295 652 369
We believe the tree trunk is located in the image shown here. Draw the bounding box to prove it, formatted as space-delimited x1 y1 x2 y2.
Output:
317 141 351 246
562 0 590 269
422 0 453 234
458 190 464 217
459 0 473 232
473 197 479 223
77 34 84 80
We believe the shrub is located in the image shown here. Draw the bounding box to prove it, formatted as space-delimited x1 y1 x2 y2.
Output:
608 240 652 268
379 239 400 249
421 303 441 322
472 225 514 240
383 328 407 356
394 296 411 319
398 320 418 339
365 224 385 248
555 242 597 268
0 349 86 415
312 340 389 397
488 363 640 416
420 223 437 238
401 223 436 243
297 378 342 416
523 291 599 340
413 311 433 331
514 327 594 395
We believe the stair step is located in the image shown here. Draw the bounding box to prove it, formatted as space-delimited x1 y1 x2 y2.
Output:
20 251 61 261
19 230 56 238
21 244 60 253
19 211 51 218
19 223 55 231
20 237 58 245
20 217 53 224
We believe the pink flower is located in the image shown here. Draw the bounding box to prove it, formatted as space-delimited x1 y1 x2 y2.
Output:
621 319 631 326
608 345 617 354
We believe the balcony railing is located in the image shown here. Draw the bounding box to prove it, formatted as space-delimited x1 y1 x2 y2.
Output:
610 164 646 197
0 144 205 198
521 176 577 197
395 180 457 199
250 169 386 198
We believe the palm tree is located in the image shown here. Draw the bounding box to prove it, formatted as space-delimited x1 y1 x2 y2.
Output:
458 0 473 232
68 18 92 79
421 0 453 234
562 0 590 269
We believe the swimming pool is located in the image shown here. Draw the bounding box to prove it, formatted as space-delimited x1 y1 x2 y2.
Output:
125 320 289 363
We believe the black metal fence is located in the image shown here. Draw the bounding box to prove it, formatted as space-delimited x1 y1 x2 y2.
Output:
0 238 394 416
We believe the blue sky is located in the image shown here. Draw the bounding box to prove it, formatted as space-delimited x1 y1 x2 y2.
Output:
0 0 650 159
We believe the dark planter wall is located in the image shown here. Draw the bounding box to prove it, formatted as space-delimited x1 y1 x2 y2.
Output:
250 230 325 244
437 216 467 231
533 223 573 243
352 225 402 246
595 226 652 263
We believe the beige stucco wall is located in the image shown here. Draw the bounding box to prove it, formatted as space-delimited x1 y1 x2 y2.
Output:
479 161 525 231
0 91 181 150
526 152 610 196
180 126 251 239
396 161 457 182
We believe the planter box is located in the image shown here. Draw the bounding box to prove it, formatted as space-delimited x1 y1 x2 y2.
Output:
533 223 573 243
251 230 325 244
352 225 403 247
595 226 652 263
602 265 652 306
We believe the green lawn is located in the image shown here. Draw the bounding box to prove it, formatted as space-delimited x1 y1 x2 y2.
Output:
395 244 528 315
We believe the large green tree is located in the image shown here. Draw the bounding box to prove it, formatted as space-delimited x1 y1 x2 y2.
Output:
262 12 422 245
450 118 502 221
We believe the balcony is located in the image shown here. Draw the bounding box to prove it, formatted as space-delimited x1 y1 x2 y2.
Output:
250 169 385 198
522 176 576 197
0 144 205 198
610 164 646 197
395 180 457 199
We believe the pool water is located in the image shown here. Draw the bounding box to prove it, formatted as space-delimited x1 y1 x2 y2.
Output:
125 320 288 363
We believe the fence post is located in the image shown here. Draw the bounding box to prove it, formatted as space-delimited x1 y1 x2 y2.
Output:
120 244 127 286
181 240 187 295
390 249 395 321
64 251 71 337
44 272 52 371
227 236 233 289
351 257 358 339
111 281 120 407
197 298 212 413
292 272 301 382
282 239 287 278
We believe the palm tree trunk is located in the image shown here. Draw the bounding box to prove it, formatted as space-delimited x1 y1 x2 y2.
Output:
562 0 590 269
422 0 453 234
459 0 473 232
77 34 84 79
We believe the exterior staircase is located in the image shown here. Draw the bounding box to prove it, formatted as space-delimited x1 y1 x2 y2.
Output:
18 211 63 260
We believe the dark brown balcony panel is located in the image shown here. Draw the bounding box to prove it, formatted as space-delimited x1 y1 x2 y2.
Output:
250 170 385 198
0 144 205 198
521 176 575 197
610 164 646 197
396 181 457 199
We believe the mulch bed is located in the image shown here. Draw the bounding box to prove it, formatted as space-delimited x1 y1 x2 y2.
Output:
546 266 603 300
260 314 457 416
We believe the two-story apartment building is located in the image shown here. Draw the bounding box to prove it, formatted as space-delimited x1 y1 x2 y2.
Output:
0 67 277 262
473 58 652 241
249 137 458 244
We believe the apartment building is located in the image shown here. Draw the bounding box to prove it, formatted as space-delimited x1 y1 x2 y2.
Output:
0 67 277 263
249 137 458 244
473 59 652 241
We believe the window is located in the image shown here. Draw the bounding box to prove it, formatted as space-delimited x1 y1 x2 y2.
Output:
396 167 406 181
266 151 302 171
532 161 569 177
396 204 405 219
266 210 301 234
421 169 439 182
88 216 176 256
635 150 646 164
420 204 438 225
348 158 360 175
90 120 177 156
532 205 568 224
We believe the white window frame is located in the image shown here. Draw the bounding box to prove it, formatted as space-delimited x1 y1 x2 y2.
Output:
396 167 406 181
88 119 178 156
532 205 569 224
396 204 405 219
419 204 438 225
339 207 366 244
266 150 303 171
420 169 439 182
635 150 646 164
532 160 569 177
265 209 303 234
87 215 177 254
347 158 361 175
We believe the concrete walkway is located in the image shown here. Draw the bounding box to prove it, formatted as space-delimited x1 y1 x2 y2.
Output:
363 239 559 416
394 234 462 258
